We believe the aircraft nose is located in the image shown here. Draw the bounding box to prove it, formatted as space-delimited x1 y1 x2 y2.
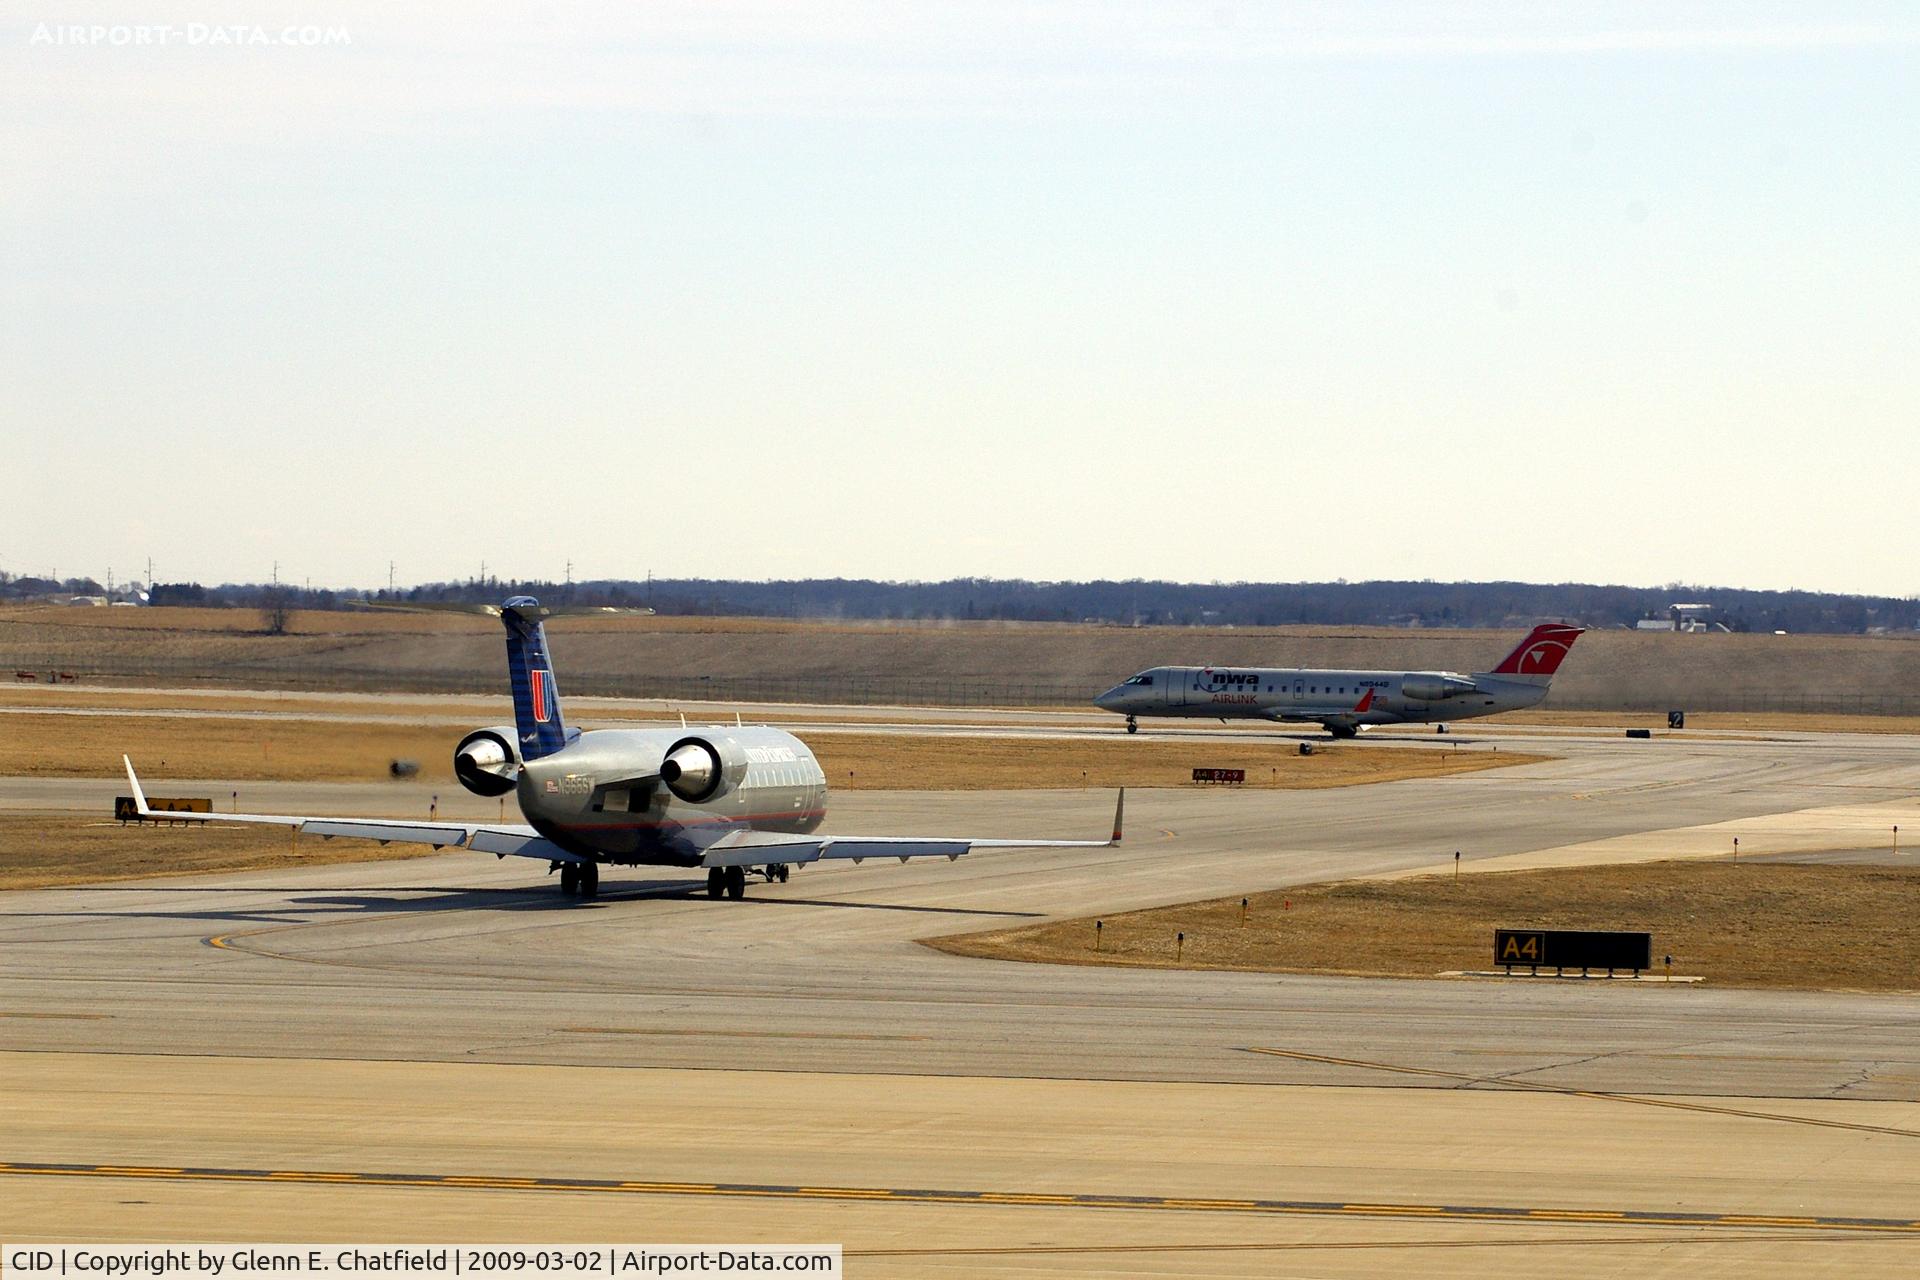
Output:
1093 686 1124 711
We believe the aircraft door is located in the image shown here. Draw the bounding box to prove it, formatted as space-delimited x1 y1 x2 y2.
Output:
1168 667 1192 708
1292 678 1305 702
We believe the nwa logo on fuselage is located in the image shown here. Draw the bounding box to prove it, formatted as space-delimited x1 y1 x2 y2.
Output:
1196 669 1261 693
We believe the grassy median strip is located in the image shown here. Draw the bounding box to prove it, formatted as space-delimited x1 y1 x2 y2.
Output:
1 711 1540 789
0 815 445 891
927 861 1920 992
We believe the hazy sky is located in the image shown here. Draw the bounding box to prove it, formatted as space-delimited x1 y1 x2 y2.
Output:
5 3 1916 594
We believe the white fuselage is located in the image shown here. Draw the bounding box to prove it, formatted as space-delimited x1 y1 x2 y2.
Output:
518 726 828 865
1094 665 1549 728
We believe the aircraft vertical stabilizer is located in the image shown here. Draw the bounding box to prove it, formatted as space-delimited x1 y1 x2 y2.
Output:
502 596 569 759
1484 623 1585 685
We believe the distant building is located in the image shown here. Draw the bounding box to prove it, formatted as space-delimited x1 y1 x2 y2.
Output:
1637 603 1729 633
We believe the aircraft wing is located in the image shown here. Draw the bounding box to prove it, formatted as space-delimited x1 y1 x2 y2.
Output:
1261 688 1374 726
121 757 591 864
699 790 1125 869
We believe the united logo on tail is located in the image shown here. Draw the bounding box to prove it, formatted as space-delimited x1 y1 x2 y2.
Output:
502 595 570 759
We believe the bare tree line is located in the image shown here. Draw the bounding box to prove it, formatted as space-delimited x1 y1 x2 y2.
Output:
4 571 1915 635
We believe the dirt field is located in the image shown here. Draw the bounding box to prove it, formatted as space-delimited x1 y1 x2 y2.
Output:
5 604 1918 713
3 711 1537 790
0 815 442 891
928 861 1920 992
1485 709 1920 736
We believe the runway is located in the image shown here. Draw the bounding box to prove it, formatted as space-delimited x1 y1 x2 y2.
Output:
4 1054 1918 1278
3 719 1918 1275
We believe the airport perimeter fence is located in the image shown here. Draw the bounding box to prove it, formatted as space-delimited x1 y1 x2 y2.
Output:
10 652 1920 715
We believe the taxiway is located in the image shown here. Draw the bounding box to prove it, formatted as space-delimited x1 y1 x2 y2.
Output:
2 718 1916 1276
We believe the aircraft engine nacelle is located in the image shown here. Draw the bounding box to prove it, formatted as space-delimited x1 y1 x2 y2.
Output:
454 726 522 797
660 735 749 804
1400 674 1479 702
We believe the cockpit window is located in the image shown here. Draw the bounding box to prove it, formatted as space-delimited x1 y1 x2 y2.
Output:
1124 674 1154 686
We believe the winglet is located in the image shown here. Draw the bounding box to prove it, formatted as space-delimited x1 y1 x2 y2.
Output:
122 755 150 816
1110 788 1125 845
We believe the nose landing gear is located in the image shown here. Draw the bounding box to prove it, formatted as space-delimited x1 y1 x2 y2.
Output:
1125 716 1139 735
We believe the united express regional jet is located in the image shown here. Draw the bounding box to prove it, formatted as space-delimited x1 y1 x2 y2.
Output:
124 597 1121 900
1093 623 1584 737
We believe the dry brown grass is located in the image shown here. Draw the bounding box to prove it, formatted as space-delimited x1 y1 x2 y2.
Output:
9 605 1920 719
4 712 470 783
0 687 508 716
0 814 442 891
1484 709 1920 736
2 712 1539 790
930 860 1920 991
808 735 1535 790
0 605 1103 639
0 687 1052 725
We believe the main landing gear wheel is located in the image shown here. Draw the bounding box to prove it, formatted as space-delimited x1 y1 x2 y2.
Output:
725 865 747 900
706 868 725 899
578 861 599 900
559 865 579 895
1125 716 1138 735
774 863 790 883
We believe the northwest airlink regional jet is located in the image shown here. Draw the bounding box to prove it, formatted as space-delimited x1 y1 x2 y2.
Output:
124 596 1122 900
1093 623 1584 737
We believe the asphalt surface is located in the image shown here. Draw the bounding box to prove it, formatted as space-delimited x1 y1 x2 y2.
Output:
4 731 1919 1092
3 720 1917 1274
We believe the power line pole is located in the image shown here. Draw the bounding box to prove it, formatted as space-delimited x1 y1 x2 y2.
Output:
388 560 395 594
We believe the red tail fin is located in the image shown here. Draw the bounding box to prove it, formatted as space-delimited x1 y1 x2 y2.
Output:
1352 688 1376 713
1488 623 1584 677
